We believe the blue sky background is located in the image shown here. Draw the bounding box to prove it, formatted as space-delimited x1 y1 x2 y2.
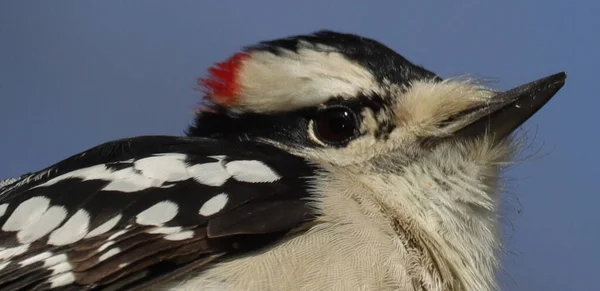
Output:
0 1 596 290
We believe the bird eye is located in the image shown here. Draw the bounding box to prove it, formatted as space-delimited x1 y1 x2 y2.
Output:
313 106 358 144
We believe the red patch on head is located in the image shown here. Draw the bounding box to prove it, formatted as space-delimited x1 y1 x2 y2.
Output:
199 52 250 106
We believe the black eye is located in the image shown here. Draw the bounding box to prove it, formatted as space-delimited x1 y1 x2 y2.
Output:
313 106 358 144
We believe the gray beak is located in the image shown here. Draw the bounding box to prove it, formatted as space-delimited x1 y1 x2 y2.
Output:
453 72 566 141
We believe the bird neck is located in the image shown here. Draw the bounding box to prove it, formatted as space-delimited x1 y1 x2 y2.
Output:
352 144 510 291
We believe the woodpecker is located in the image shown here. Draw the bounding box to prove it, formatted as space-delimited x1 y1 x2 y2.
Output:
0 31 565 291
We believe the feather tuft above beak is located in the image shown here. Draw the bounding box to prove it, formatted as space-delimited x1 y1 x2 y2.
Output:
428 72 566 145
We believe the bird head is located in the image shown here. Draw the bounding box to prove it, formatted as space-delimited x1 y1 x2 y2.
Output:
188 31 566 290
188 30 565 172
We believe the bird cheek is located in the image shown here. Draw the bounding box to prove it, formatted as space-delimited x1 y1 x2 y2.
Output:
359 109 378 132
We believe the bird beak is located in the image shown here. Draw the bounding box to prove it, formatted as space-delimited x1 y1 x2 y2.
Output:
451 72 567 141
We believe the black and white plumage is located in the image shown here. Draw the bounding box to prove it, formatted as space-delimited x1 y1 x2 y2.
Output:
0 137 317 290
0 31 566 291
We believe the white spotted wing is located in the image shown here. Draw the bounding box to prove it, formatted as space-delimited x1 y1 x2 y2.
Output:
0 136 317 290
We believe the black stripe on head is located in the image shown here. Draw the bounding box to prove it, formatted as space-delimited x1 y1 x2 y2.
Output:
188 91 400 148
246 30 442 86
187 105 317 148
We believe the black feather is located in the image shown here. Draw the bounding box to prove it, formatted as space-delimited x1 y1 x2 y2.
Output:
0 136 319 290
